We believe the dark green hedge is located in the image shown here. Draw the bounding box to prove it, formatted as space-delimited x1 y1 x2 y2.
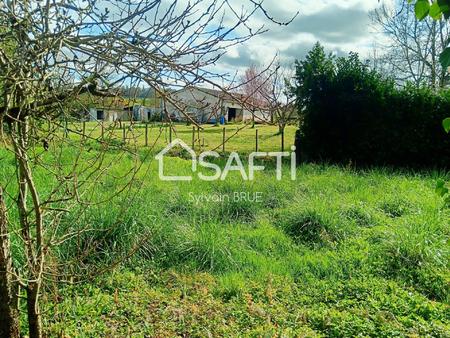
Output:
294 46 450 168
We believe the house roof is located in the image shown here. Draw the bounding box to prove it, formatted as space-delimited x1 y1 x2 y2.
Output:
174 86 245 103
84 95 137 110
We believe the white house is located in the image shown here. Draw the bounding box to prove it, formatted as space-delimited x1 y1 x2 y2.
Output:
87 105 162 122
165 86 271 124
87 107 132 122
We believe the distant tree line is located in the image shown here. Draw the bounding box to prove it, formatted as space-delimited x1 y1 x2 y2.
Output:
371 0 450 88
119 86 156 99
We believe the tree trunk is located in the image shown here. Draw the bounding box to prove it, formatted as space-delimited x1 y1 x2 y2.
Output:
12 119 44 338
430 20 438 90
26 282 42 338
0 187 20 338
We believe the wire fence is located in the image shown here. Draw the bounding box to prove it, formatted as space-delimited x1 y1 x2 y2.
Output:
59 120 297 154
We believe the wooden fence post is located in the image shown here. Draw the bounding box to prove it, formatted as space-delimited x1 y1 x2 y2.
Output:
169 124 172 144
145 123 148 146
192 126 195 150
197 127 200 150
255 129 258 152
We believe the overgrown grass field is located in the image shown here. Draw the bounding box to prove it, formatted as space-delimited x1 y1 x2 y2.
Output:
0 134 449 337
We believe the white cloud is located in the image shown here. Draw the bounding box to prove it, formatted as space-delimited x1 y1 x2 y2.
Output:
214 0 385 74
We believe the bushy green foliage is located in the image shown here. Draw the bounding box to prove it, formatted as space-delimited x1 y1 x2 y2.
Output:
44 271 449 337
294 43 450 168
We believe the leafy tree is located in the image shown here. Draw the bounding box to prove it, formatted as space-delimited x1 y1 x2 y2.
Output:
293 44 450 167
293 43 335 115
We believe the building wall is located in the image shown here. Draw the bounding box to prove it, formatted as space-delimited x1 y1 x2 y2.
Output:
167 87 270 123
165 87 272 124
243 109 271 123
88 108 133 122
165 88 220 123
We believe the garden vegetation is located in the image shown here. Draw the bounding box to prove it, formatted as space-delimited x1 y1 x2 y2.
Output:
294 43 450 168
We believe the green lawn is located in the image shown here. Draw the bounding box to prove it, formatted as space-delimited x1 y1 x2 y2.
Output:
0 137 449 337
64 121 296 154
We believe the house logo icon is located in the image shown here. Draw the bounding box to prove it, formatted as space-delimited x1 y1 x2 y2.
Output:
155 139 197 181
156 139 297 182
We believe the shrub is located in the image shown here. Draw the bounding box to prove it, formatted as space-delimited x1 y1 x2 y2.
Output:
293 43 450 168
276 208 339 247
378 197 411 218
341 203 378 227
177 222 236 272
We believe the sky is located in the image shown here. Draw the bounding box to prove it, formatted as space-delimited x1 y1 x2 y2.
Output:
216 0 389 74
71 0 393 88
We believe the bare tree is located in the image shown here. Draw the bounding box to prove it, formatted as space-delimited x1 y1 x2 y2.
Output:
264 62 296 135
0 187 20 338
239 62 296 148
239 64 273 126
0 1 290 337
240 65 272 107
371 0 450 88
